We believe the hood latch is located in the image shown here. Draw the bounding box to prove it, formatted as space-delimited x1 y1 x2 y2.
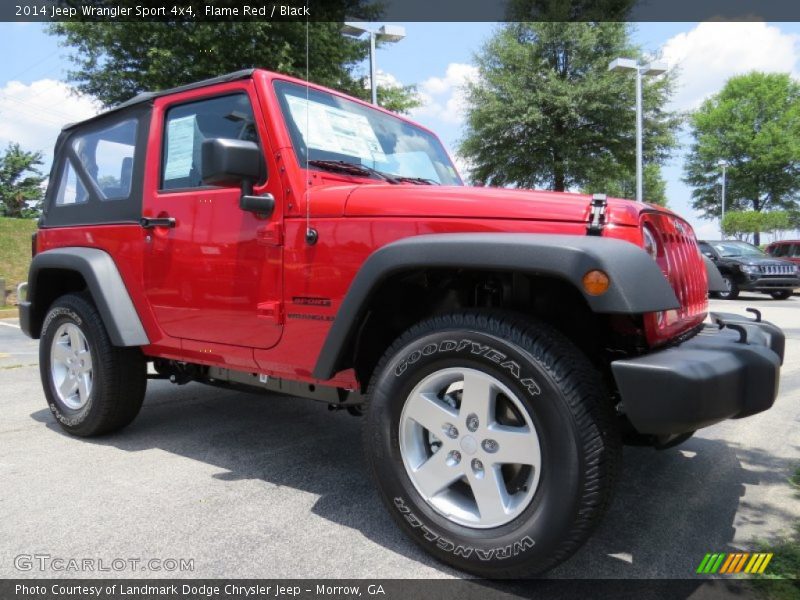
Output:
586 193 607 236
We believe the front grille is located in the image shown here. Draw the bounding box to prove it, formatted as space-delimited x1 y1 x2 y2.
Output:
641 212 708 345
760 264 794 275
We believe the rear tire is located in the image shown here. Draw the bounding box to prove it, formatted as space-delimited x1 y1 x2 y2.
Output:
364 311 620 577
40 293 146 437
769 290 792 300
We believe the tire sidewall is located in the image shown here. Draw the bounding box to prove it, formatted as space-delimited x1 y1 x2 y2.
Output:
40 300 100 431
367 327 588 574
719 274 738 299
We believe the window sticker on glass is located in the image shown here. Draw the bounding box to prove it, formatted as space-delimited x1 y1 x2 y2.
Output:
285 95 386 163
164 115 199 181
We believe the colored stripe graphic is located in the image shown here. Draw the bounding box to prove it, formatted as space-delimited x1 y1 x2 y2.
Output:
719 554 736 573
734 553 750 573
698 553 774 575
757 553 773 574
697 554 712 574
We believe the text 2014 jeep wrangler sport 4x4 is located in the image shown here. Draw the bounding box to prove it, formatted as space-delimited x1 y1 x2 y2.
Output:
19 69 784 577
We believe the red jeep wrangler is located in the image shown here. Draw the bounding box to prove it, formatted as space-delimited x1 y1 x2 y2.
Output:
19 69 784 577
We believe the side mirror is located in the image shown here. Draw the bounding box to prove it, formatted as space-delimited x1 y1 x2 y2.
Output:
200 138 274 215
200 138 263 187
702 251 716 260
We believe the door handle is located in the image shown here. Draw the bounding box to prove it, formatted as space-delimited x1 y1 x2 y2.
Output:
140 217 176 229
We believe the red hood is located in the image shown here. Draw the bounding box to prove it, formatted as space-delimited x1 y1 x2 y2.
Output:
310 184 671 227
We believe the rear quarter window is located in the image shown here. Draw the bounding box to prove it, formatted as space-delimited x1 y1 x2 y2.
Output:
41 104 150 228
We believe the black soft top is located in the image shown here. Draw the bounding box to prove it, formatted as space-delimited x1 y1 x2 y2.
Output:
62 69 255 131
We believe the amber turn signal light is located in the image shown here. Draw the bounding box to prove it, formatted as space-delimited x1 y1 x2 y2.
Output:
582 270 610 296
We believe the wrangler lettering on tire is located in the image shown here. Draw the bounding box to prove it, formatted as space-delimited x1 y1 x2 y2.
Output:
365 311 620 577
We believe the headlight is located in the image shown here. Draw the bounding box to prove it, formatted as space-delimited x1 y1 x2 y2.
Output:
740 265 760 274
642 227 658 260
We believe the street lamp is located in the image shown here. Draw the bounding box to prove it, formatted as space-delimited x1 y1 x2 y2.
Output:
608 58 668 203
718 160 729 238
342 22 406 106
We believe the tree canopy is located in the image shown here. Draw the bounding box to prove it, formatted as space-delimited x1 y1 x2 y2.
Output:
721 210 792 243
48 20 418 112
0 143 45 218
459 22 679 199
684 72 800 245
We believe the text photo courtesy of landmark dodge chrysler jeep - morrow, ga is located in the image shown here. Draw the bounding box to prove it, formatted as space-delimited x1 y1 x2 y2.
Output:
17 69 785 577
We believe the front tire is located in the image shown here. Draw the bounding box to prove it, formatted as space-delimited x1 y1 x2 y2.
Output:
364 311 620 577
769 290 792 300
718 274 740 300
40 293 146 437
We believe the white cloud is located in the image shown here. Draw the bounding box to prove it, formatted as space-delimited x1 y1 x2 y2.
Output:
0 79 99 160
364 68 404 91
410 62 479 125
661 21 800 110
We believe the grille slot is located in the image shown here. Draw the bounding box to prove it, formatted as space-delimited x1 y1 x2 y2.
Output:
761 264 794 275
641 213 708 345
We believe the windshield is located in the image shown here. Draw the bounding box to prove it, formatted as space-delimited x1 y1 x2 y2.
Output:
273 80 462 186
711 241 765 258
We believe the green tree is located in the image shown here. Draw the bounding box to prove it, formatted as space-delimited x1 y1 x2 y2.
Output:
684 72 800 245
0 143 45 218
459 22 679 193
49 18 418 113
582 163 668 205
721 210 792 243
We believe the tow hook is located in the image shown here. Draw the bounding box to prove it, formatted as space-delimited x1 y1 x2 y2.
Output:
725 323 748 344
746 308 762 322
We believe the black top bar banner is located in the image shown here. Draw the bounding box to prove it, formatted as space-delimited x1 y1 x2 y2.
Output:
2 0 800 22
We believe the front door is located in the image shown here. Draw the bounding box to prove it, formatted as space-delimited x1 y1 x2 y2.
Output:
142 83 283 349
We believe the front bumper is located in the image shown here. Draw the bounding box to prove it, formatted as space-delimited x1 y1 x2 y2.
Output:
611 311 783 436
738 274 800 291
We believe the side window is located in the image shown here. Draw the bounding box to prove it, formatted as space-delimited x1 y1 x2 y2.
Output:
71 119 138 201
790 244 800 258
161 93 258 191
55 160 88 205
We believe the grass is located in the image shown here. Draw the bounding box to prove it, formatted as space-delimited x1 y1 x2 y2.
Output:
749 467 800 600
0 216 38 305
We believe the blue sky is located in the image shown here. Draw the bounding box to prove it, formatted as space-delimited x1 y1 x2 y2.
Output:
1 21 798 240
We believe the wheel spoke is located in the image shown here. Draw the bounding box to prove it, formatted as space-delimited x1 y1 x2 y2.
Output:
466 465 509 523
52 343 70 364
411 449 462 499
490 424 541 466
68 326 83 351
77 373 91 404
459 370 496 428
405 391 458 433
59 375 77 398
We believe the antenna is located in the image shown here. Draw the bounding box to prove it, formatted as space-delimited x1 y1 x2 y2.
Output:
304 11 317 245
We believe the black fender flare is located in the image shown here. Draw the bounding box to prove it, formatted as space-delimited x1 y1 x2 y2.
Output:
312 233 679 380
24 247 149 346
703 255 727 292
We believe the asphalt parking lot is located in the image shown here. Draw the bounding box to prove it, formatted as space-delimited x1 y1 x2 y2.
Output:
0 294 798 580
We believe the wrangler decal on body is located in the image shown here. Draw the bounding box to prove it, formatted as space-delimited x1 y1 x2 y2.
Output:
393 497 535 560
394 338 541 396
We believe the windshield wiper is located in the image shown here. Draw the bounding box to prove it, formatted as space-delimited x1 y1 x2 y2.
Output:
307 160 399 184
392 175 440 185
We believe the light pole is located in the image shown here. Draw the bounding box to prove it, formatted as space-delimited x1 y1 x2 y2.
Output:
608 58 668 203
342 22 406 106
718 160 728 238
